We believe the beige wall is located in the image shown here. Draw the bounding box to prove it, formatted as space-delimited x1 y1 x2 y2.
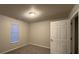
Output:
29 21 50 48
0 15 29 53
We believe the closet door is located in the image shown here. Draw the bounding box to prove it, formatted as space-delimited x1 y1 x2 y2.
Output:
50 20 67 54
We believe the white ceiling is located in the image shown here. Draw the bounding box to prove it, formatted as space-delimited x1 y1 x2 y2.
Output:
0 4 74 22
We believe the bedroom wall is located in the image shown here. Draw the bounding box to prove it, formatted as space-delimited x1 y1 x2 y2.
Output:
29 20 50 48
0 15 29 53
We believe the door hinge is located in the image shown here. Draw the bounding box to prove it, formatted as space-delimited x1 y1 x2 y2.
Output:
71 37 72 40
71 22 72 25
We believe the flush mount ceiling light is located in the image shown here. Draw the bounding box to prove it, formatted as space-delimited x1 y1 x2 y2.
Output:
24 7 41 19
29 12 36 16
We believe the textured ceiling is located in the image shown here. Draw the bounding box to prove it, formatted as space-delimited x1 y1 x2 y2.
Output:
0 4 74 22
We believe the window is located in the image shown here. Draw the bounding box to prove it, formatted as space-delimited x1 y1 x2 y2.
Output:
11 23 19 43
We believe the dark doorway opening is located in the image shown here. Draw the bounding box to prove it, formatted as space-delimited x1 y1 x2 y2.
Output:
74 15 78 54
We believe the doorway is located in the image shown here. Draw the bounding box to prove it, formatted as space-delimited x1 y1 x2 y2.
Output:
71 13 78 54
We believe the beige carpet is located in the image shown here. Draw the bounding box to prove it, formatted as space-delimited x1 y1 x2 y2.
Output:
6 45 50 54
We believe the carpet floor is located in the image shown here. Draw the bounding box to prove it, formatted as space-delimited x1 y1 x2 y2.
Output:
6 45 50 54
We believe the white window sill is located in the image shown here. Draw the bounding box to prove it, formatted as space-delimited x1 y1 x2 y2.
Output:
10 41 18 44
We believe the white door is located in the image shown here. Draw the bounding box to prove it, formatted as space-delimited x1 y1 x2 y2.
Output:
50 20 67 54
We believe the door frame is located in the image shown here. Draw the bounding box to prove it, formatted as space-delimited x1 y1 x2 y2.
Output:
70 13 78 54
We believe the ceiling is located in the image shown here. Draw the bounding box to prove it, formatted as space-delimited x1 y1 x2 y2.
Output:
0 4 74 22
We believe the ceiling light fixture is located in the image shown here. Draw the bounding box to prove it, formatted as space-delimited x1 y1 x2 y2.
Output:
29 12 36 16
24 7 41 19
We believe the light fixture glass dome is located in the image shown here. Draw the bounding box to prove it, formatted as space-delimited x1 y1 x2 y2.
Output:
24 7 41 19
29 12 36 16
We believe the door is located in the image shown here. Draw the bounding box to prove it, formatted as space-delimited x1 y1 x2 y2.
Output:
50 20 67 54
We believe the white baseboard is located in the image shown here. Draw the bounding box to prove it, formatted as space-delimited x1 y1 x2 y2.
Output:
30 43 50 49
1 44 50 54
1 44 27 54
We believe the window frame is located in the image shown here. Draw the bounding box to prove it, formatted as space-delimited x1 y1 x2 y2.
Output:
10 23 19 44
